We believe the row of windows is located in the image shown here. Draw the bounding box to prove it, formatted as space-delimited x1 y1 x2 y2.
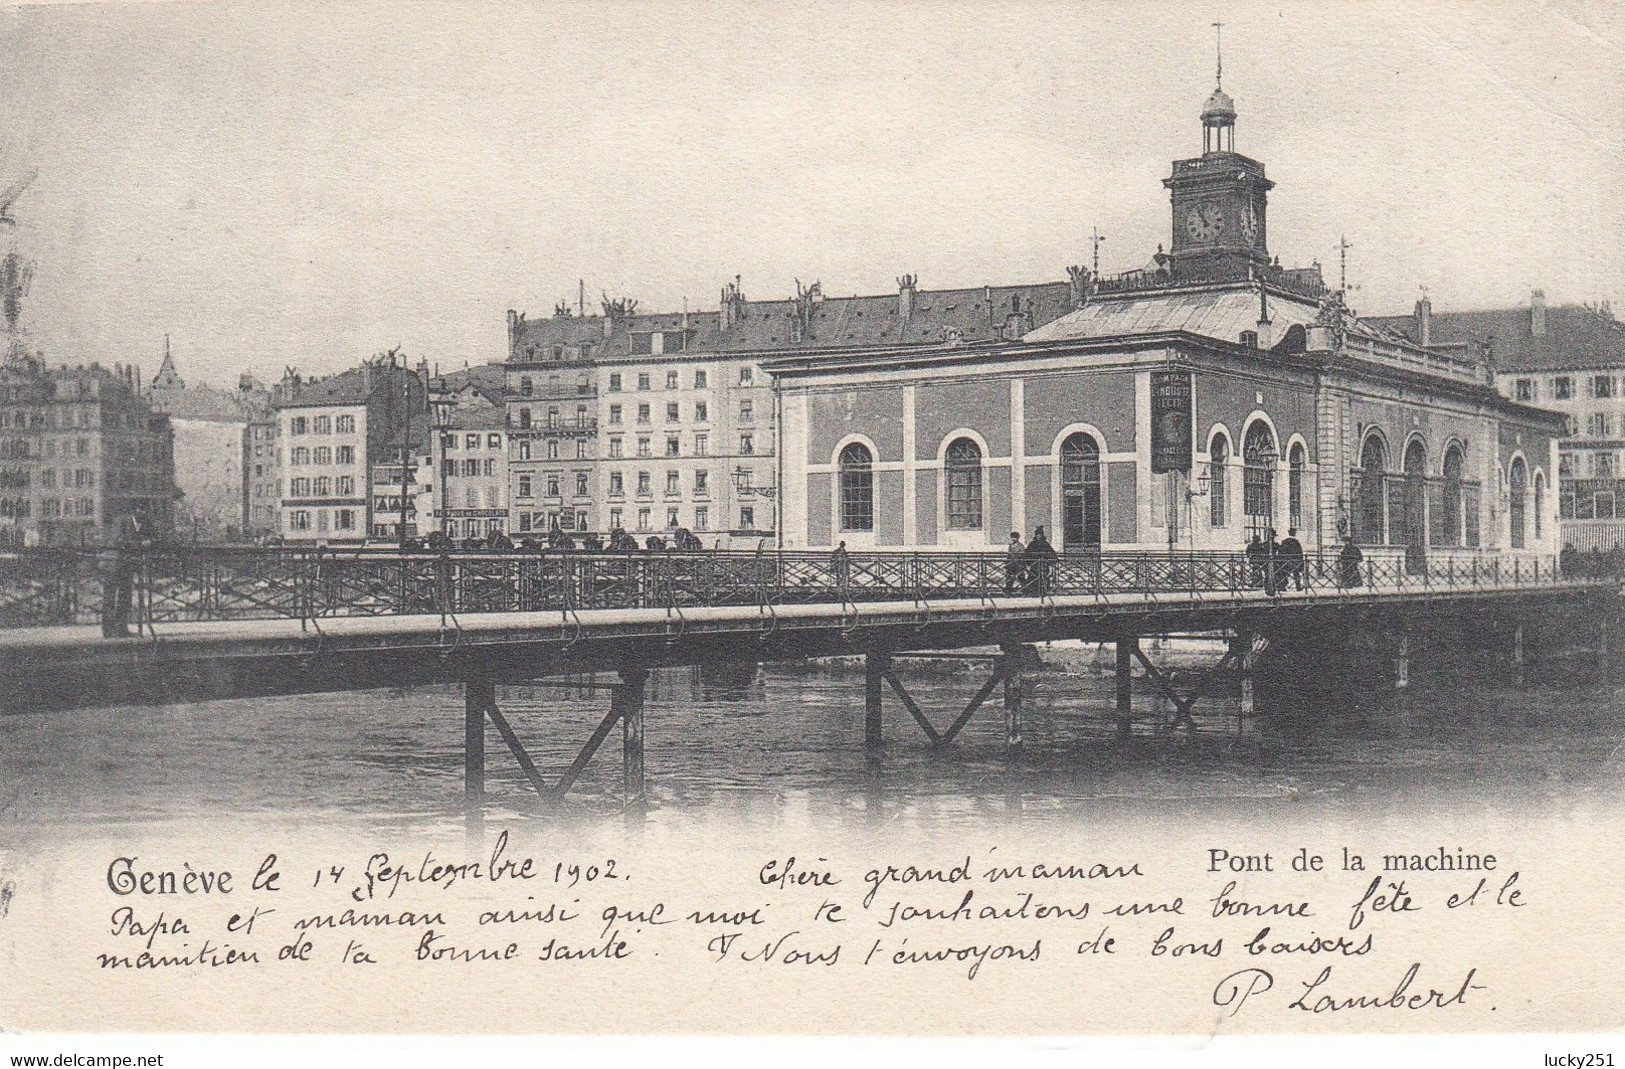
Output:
447 458 499 477
515 407 590 430
605 469 714 497
606 400 759 425
1560 451 1619 478
35 469 96 489
516 511 586 533
514 439 588 461
515 375 592 397
606 505 755 533
607 433 752 459
288 476 358 497
607 367 753 392
516 473 592 499
287 508 359 532
0 410 97 430
33 497 97 519
1513 373 1618 403
289 446 357 466
442 432 504 451
287 415 357 436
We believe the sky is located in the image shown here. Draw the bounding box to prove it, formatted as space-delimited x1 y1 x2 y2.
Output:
0 0 1621 387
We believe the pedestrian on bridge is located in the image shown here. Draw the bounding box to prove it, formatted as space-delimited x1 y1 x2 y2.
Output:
1338 540 1364 588
1005 532 1026 594
98 512 144 639
1246 534 1266 590
1023 526 1057 595
1279 527 1306 591
832 540 851 593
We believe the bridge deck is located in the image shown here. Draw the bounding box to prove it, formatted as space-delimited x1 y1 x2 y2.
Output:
0 565 1610 713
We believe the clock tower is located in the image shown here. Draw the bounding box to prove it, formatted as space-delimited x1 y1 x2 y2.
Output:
1162 65 1273 281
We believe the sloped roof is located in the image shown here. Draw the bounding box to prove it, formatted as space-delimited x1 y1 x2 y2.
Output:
432 362 506 403
508 282 1076 361
1367 305 1625 373
441 398 506 430
717 282 1074 351
1025 284 1321 346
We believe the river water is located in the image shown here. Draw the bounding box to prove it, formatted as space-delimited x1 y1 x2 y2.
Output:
3 641 1622 843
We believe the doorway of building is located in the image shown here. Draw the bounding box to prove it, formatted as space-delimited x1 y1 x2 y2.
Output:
1060 433 1102 551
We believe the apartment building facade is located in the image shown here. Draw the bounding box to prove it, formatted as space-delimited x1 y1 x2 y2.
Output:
1374 291 1625 552
505 275 1076 545
272 353 427 543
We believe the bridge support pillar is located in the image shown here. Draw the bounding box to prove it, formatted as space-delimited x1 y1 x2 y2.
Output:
999 645 1027 748
464 679 491 805
1512 623 1526 686
864 654 888 751
1395 630 1411 691
619 668 649 807
1231 632 1256 724
1114 637 1136 737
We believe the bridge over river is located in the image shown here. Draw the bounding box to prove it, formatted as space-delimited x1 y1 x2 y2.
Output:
1 546 1616 811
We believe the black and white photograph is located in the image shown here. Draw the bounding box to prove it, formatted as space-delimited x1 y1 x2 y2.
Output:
0 0 1621 1057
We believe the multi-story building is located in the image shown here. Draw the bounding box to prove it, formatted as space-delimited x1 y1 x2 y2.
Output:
272 352 427 544
243 415 280 541
505 277 1076 545
505 311 604 536
772 73 1565 566
1372 293 1625 552
0 353 178 546
433 396 509 542
144 341 273 543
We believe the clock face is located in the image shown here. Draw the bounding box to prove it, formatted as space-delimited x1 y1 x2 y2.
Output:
1185 202 1224 243
1240 202 1259 244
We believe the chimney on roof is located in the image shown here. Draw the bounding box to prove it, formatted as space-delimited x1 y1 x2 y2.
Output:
720 276 745 331
898 274 917 330
507 309 519 353
1067 265 1092 310
1414 295 1432 348
1531 289 1546 337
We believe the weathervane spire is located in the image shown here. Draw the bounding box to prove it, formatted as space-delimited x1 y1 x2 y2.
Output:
1213 20 1223 88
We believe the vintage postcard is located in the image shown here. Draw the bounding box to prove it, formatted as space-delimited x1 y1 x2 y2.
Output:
0 0 1622 1054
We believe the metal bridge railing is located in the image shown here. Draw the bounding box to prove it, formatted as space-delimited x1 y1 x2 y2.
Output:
0 545 1600 630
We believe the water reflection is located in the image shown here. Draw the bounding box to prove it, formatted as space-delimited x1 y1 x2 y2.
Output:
1 641 1621 843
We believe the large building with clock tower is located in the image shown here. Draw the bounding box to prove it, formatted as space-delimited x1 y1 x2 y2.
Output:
1164 73 1273 281
772 65 1566 572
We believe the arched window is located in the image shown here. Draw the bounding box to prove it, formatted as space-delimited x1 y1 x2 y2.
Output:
1509 457 1528 549
1356 434 1387 544
1209 433 1229 529
1242 421 1277 536
1288 442 1306 532
1533 471 1545 541
1400 439 1428 573
1440 445 1465 547
838 442 874 533
944 437 983 530
1060 433 1102 549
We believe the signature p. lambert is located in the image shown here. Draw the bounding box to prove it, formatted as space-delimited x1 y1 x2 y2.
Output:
1214 963 1486 1017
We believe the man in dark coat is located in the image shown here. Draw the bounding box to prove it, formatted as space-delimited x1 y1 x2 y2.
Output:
1023 526 1058 595
99 512 144 638
1279 527 1306 590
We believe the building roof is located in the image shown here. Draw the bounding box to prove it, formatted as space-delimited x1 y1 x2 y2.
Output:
276 359 416 408
431 362 506 403
508 280 1077 362
1025 283 1321 346
440 397 506 430
1367 304 1625 374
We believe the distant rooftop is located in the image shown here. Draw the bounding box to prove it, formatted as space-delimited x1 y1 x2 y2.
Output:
1368 300 1625 374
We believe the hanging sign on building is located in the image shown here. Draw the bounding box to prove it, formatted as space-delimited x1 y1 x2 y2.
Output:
1150 369 1193 473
